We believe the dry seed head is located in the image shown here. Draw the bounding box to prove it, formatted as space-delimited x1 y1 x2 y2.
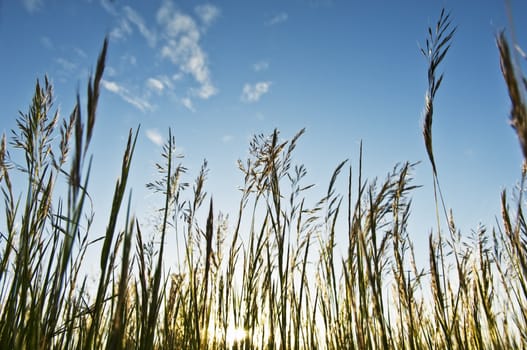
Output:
0 133 5 166
497 32 527 161
420 9 455 177
423 93 436 175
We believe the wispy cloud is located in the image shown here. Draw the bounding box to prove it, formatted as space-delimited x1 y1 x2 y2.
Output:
195 4 220 27
101 79 153 112
101 80 121 93
100 0 119 16
22 0 43 13
241 81 272 103
74 47 87 58
102 1 219 111
146 129 164 146
107 4 157 47
221 134 233 143
181 97 195 112
266 12 288 26
55 58 77 72
146 78 165 93
253 61 269 72
157 1 218 103
106 66 117 77
111 18 133 40
123 6 157 47
516 44 527 59
145 75 174 94
120 53 137 66
40 36 53 49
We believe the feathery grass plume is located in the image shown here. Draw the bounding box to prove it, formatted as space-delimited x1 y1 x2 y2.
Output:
0 38 112 350
420 9 457 281
497 31 527 162
421 8 456 176
146 129 177 350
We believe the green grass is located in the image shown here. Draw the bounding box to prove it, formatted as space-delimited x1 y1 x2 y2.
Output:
1 8 527 349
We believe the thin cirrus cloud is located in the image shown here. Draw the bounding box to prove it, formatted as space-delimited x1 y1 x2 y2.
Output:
181 97 195 112
195 4 220 27
146 75 175 94
55 58 77 72
221 135 233 143
110 17 133 41
101 79 153 112
123 6 157 47
265 12 288 26
100 0 119 16
146 78 165 93
22 0 42 13
241 81 272 103
253 61 270 72
146 129 164 146
104 1 219 111
157 1 218 102
40 36 53 49
109 6 157 47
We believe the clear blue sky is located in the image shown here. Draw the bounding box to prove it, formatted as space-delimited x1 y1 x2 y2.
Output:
1 0 526 267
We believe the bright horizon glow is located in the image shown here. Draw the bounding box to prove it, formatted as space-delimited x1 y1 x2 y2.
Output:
224 326 247 346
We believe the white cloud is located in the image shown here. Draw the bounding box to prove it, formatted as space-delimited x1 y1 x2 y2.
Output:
151 75 174 92
106 66 117 77
101 80 120 93
253 61 269 72
158 5 199 39
22 0 42 13
100 0 118 16
159 75 175 90
146 78 165 93
241 82 272 103
103 1 218 109
74 47 87 58
195 4 220 27
266 12 288 26
108 5 156 47
146 129 164 146
111 18 132 40
120 53 137 66
181 97 195 112
101 79 153 112
40 36 53 49
157 2 218 100
221 135 233 143
194 82 216 99
516 44 527 59
56 58 77 72
172 72 184 81
123 6 157 47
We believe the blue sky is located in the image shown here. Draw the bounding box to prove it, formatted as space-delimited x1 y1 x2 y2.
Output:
1 0 526 266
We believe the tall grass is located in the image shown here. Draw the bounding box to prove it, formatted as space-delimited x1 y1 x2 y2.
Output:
1 8 527 349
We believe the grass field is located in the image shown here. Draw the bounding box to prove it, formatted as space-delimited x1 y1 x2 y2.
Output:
1 8 527 349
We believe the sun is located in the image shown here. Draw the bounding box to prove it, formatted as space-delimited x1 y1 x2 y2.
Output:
225 326 247 345
208 323 248 346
